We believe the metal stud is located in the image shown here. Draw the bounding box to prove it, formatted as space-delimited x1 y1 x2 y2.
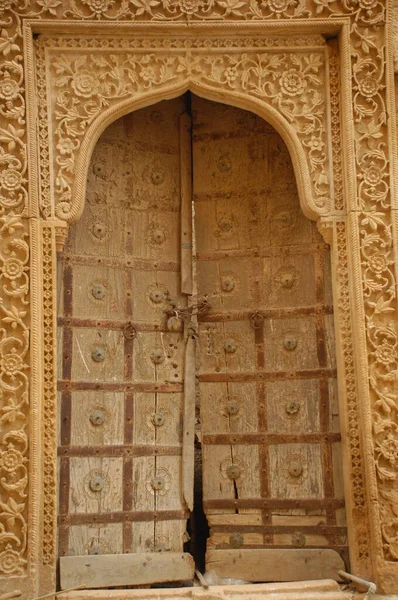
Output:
151 171 165 185
292 532 306 547
221 276 235 292
224 338 237 354
230 532 244 548
151 349 164 365
92 284 106 300
92 347 105 362
280 271 296 289
151 476 165 491
89 475 104 492
285 401 300 416
226 400 240 416
283 336 297 351
90 409 105 426
93 162 106 177
288 462 303 478
152 229 165 244
89 545 104 555
227 464 241 480
152 411 165 427
92 222 106 239
150 290 164 304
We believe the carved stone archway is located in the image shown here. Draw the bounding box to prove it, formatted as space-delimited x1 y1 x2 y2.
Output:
0 2 396 598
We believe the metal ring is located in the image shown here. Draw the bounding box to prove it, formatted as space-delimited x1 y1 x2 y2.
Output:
123 322 136 340
250 312 264 329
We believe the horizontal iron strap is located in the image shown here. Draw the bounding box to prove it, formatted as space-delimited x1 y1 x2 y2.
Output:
58 317 168 331
58 445 182 457
58 510 189 525
58 381 183 393
60 253 179 272
199 368 337 382
204 499 345 509
211 525 347 535
199 306 333 323
214 544 348 552
203 433 341 444
196 244 326 261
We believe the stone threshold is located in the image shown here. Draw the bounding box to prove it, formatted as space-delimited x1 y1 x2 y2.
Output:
58 579 352 600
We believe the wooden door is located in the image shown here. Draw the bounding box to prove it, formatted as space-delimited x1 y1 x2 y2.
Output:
192 97 348 581
57 98 194 586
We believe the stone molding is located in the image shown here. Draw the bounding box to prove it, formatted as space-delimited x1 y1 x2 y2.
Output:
0 0 395 597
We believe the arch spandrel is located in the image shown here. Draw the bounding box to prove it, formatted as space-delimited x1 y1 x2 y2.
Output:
36 35 333 224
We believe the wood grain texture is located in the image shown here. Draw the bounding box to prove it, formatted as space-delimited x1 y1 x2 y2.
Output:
60 553 195 589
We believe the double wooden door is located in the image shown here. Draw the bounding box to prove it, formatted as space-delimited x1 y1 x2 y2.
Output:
57 95 348 585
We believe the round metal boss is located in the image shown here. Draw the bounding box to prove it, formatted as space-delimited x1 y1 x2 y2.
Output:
92 222 106 239
283 336 297 351
90 409 105 426
93 162 105 177
226 400 240 416
285 401 300 416
92 284 106 300
221 276 235 292
151 476 165 491
92 347 105 362
227 464 241 480
152 411 165 427
152 229 165 244
292 532 306 547
151 349 164 365
89 475 104 492
224 339 237 354
288 462 303 478
89 545 104 555
230 532 244 548
150 290 164 304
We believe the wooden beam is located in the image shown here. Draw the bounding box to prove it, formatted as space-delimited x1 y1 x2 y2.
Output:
206 549 345 583
60 552 194 590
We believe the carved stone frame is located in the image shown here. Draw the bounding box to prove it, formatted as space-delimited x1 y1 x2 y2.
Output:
0 1 396 598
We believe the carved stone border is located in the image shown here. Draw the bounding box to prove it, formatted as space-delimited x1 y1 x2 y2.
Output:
0 0 395 597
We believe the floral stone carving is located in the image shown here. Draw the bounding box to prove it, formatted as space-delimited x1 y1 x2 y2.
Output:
0 0 394 596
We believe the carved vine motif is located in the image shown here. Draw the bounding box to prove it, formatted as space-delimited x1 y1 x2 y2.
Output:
0 214 29 576
0 0 394 587
37 41 330 219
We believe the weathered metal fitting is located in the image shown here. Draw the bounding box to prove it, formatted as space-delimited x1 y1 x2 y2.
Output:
93 162 106 177
227 464 241 480
226 400 240 416
167 315 183 332
288 462 303 478
224 338 237 353
151 476 165 491
90 409 105 426
88 545 104 555
221 275 235 292
92 283 106 300
123 322 136 340
150 290 164 304
292 532 306 547
250 312 264 330
151 349 165 364
152 411 165 427
152 229 165 244
285 401 300 416
92 347 105 362
89 475 104 492
92 222 106 239
284 336 297 351
230 532 244 548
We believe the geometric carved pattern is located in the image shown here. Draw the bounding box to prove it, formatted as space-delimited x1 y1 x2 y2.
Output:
0 0 395 594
